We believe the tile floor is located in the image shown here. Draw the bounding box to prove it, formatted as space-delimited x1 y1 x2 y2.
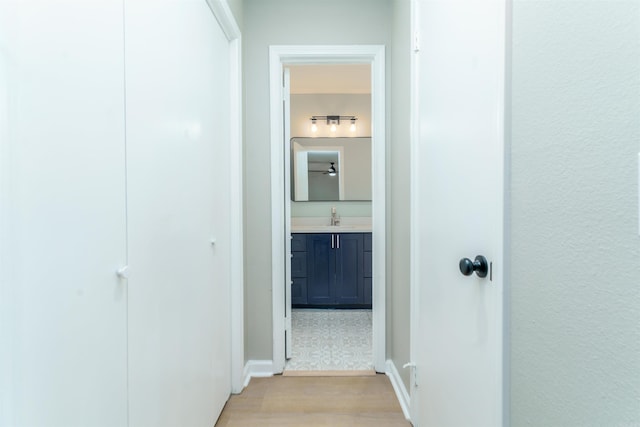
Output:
284 308 373 371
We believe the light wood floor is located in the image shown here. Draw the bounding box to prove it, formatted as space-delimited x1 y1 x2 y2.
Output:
215 374 411 426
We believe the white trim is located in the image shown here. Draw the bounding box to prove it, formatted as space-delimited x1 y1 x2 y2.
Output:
205 0 240 40
408 1 421 424
370 46 386 373
205 0 244 395
228 34 244 395
269 49 287 373
242 360 275 388
385 360 411 422
283 69 292 360
269 45 387 374
503 0 513 423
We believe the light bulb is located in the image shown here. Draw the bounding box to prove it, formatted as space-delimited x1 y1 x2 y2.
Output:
330 123 337 132
311 122 318 132
350 122 356 132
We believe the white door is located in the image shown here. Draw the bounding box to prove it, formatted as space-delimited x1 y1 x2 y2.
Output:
283 68 293 360
0 2 128 425
125 0 231 425
411 1 506 426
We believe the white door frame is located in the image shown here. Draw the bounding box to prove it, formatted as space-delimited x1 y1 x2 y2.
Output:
269 45 386 373
204 0 244 394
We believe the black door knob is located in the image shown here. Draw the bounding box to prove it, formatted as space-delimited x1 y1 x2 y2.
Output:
459 255 488 278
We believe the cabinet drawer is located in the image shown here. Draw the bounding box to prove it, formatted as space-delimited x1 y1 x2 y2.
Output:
364 250 372 278
291 233 306 252
364 232 372 251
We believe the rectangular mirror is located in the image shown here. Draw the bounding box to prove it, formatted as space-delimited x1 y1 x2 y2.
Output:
291 137 372 201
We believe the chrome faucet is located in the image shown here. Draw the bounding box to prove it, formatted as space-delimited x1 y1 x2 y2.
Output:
330 207 340 226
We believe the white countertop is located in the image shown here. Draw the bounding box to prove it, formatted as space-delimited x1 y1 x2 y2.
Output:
291 216 372 233
291 224 372 233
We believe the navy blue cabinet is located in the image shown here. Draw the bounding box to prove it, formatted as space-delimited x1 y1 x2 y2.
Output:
294 232 371 308
306 234 336 305
334 233 364 305
291 234 308 305
363 233 372 305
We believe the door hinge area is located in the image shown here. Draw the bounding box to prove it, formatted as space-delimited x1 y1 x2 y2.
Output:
403 362 418 387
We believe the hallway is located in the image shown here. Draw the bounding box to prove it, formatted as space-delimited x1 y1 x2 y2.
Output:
215 375 410 426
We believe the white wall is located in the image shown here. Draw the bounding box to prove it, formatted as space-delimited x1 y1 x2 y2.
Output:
510 1 640 424
243 0 391 362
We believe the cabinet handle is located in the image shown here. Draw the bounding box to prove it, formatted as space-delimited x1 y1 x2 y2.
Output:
331 234 334 249
337 234 340 249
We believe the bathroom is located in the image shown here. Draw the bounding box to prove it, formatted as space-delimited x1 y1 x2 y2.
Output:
284 64 374 372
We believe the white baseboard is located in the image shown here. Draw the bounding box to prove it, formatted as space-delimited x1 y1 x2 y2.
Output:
385 359 411 421
242 360 274 388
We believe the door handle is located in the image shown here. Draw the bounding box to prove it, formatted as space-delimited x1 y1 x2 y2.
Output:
459 255 488 278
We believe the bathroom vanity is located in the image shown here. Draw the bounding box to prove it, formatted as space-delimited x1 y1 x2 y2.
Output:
291 227 372 308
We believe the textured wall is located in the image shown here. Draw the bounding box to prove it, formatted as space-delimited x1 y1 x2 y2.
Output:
242 0 391 362
510 1 640 425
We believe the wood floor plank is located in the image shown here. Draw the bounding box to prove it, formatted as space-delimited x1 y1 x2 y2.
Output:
282 369 377 377
215 375 411 426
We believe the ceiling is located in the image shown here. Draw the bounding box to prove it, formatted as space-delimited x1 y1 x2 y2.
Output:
288 64 371 94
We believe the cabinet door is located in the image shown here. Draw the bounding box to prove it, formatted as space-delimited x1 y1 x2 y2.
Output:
335 233 364 304
291 251 308 278
306 234 335 305
291 278 308 305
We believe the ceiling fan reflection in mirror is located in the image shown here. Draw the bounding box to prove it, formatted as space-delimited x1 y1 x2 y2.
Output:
309 162 338 176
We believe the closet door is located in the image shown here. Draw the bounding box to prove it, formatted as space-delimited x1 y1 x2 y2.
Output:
0 2 128 426
125 0 232 425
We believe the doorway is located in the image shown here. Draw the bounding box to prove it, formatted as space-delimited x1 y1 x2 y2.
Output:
286 64 372 371
269 45 386 374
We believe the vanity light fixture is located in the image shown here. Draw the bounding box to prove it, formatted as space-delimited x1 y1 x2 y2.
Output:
328 162 337 176
309 115 358 133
